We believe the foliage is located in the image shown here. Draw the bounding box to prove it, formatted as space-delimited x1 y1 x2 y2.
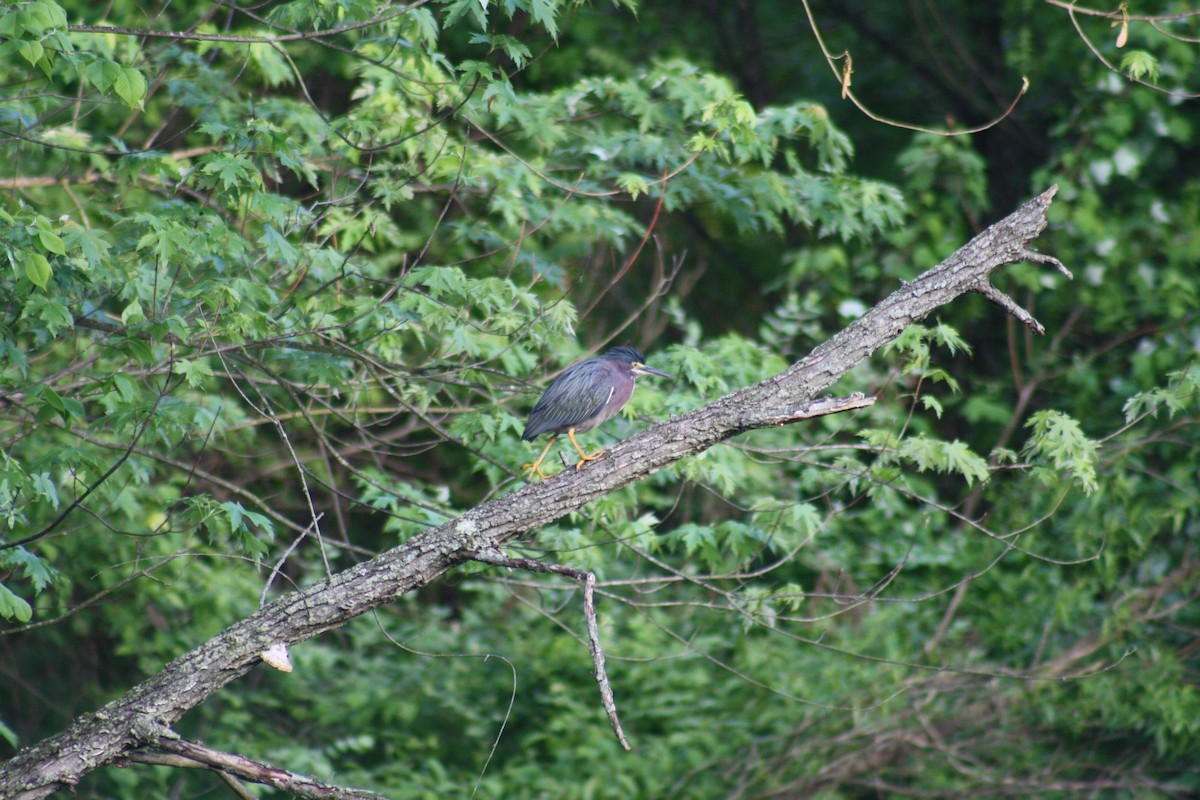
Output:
2 0 1199 798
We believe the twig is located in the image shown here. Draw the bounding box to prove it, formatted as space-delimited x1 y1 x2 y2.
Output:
124 732 389 800
0 375 175 552
800 0 1029 134
472 548 633 751
754 393 876 428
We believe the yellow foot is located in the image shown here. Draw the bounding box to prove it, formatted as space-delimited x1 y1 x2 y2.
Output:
522 461 549 481
523 435 557 481
574 450 606 471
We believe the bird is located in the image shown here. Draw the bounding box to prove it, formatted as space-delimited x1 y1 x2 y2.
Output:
521 345 673 480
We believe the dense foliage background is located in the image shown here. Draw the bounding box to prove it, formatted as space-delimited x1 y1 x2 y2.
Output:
2 0 1198 797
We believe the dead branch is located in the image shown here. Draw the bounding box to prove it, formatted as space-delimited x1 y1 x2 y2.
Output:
123 731 387 800
473 548 631 750
0 186 1067 799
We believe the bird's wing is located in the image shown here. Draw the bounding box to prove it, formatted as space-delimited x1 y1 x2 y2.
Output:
523 361 614 439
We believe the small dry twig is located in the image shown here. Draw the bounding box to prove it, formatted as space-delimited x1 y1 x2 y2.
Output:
473 548 632 751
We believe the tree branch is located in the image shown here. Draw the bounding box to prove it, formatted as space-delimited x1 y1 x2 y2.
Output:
473 548 632 750
0 186 1067 799
122 732 388 800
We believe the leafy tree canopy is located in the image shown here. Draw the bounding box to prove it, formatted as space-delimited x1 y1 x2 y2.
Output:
1 0 1198 797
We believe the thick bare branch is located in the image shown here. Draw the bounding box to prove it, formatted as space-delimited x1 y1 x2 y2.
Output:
0 186 1066 799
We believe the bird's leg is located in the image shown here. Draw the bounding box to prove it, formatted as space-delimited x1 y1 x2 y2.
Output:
522 435 557 480
568 428 605 470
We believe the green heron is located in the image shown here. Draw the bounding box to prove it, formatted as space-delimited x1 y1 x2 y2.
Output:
521 345 673 480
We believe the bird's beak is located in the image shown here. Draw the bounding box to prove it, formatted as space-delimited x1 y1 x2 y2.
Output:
634 364 674 380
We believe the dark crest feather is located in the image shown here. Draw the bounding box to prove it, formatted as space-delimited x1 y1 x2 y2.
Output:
601 345 645 364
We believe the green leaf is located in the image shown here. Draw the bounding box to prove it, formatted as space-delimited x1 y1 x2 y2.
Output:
121 300 146 326
36 0 68 29
83 59 115 92
1023 410 1099 494
0 582 32 623
248 41 293 86
30 472 60 508
1120 51 1160 83
527 0 559 38
173 358 214 388
200 153 261 191
930 321 971 356
119 337 156 364
442 0 488 29
37 229 66 255
24 252 52 288
0 547 56 592
112 65 147 108
17 39 43 67
61 396 84 422
940 440 990 486
220 501 275 557
21 294 73 334
31 385 83 426
617 172 650 200
111 373 138 403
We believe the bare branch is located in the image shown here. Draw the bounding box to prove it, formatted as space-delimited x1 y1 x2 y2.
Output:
756 392 876 427
800 0 1030 135
124 733 388 800
473 548 632 751
0 187 1068 798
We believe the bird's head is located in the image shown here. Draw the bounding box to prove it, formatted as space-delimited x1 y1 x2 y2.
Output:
603 346 673 380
